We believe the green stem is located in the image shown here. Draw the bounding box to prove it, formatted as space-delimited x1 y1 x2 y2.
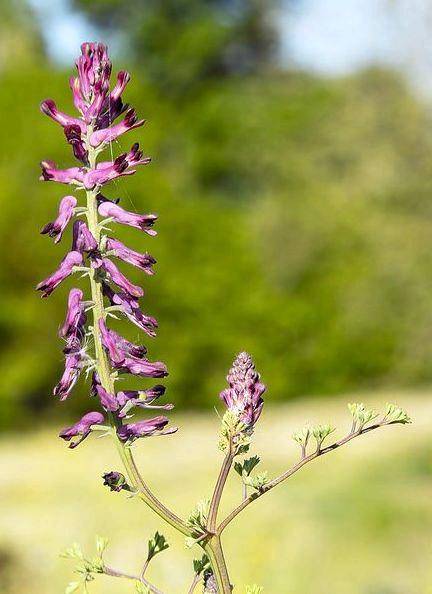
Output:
84 135 190 538
207 448 234 533
204 536 232 593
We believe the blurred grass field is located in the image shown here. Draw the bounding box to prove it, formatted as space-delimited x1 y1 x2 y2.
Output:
1 392 431 594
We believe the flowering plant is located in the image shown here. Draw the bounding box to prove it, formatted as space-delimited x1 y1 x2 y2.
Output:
37 43 410 593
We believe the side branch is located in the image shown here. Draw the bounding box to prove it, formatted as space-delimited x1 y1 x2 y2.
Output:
217 422 388 534
104 565 165 594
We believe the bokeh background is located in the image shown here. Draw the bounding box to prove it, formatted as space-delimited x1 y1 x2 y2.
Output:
1 0 432 592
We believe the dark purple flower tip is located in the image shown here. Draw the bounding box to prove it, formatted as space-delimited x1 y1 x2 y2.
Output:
64 124 88 163
105 238 156 274
117 416 176 442
72 220 98 254
100 257 144 297
53 348 84 401
59 287 87 340
36 251 83 297
220 352 266 428
102 283 158 337
97 197 157 235
102 471 129 492
91 370 119 412
41 195 77 243
59 411 105 448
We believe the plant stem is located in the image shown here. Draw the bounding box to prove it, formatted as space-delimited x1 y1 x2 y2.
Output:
187 573 202 594
84 134 190 538
207 448 234 533
217 422 388 534
204 536 232 593
104 565 165 594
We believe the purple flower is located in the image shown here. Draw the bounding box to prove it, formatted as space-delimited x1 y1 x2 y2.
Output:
98 319 164 379
72 220 98 254
41 195 77 243
100 257 143 297
103 284 158 337
60 288 86 340
40 161 84 185
40 99 86 132
107 326 147 359
64 125 88 163
117 357 168 378
117 385 173 417
90 108 145 147
102 471 129 492
91 372 119 412
53 348 84 400
36 251 83 297
40 145 150 190
98 198 157 235
106 238 156 274
59 411 105 448
220 352 266 428
72 43 112 124
117 385 166 406
117 416 176 442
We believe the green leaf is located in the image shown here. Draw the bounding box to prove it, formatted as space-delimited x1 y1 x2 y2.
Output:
384 403 411 425
246 585 264 593
147 531 169 561
193 553 210 574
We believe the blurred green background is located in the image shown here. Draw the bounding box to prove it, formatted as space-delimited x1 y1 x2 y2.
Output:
0 0 431 592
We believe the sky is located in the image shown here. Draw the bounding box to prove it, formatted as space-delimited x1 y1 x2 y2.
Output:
28 0 432 94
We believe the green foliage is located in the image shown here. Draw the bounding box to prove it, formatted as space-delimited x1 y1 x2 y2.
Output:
2 58 432 429
71 0 278 96
245 586 264 594
234 455 261 478
147 532 168 561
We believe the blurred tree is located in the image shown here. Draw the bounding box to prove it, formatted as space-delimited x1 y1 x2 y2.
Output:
0 0 45 73
72 0 279 96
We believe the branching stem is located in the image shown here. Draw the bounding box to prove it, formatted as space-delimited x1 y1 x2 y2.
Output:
217 421 390 534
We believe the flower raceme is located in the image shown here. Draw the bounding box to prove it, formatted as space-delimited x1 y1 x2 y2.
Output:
38 42 175 447
220 352 266 429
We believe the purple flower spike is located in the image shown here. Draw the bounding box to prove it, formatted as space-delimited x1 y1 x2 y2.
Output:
106 238 156 274
60 288 86 340
36 251 83 297
98 198 157 235
100 257 144 297
103 284 158 337
53 348 84 400
90 108 145 147
117 416 176 442
72 220 98 254
59 411 105 448
41 195 77 243
220 352 266 429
